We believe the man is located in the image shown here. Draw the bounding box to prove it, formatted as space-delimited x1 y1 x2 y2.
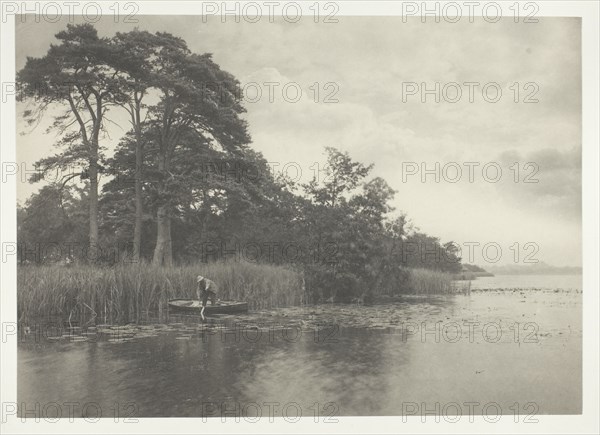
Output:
197 275 218 320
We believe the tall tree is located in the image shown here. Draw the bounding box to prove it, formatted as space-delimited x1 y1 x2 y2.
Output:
109 29 158 262
143 40 250 265
17 24 117 251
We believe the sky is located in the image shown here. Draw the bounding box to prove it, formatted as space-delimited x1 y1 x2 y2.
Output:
14 16 582 267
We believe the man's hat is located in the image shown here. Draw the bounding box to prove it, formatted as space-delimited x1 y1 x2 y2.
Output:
197 275 204 283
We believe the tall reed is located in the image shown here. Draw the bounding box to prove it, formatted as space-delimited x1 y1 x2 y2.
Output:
17 261 305 325
407 268 468 295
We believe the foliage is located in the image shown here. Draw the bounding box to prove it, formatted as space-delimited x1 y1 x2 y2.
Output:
17 24 124 249
17 25 466 312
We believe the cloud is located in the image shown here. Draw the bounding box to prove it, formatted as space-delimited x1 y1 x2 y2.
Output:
495 146 581 219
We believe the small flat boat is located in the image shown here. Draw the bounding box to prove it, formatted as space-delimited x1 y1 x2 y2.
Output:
167 299 249 314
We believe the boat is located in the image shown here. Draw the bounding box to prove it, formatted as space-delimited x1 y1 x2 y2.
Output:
167 299 249 314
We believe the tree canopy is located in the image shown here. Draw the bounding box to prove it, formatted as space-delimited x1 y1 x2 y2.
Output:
17 24 463 300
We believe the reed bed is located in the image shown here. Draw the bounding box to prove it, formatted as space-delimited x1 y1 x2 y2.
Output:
17 261 305 325
407 268 470 295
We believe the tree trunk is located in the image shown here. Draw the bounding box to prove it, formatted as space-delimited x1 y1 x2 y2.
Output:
89 95 103 263
152 154 173 266
133 137 143 263
131 94 144 264
153 204 172 266
88 159 99 257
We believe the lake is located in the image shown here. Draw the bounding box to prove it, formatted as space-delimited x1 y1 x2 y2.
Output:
17 274 582 419
468 274 582 291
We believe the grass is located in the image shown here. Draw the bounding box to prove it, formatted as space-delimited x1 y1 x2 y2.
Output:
407 268 471 295
18 262 470 325
17 261 305 325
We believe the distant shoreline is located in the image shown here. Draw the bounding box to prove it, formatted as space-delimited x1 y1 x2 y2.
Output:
480 271 583 276
462 263 582 278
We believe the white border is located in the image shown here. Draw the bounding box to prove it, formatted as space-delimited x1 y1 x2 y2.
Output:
1 1 598 434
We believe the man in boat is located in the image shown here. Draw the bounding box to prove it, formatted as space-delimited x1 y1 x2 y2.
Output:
197 275 218 320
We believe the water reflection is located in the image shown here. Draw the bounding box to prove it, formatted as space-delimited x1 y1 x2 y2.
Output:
18 290 581 417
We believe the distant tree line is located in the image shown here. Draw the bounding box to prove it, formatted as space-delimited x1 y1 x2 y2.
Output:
17 24 462 301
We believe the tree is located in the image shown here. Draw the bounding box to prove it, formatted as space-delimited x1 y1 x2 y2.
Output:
300 148 393 301
401 232 462 273
304 147 372 207
18 184 88 263
17 24 118 251
143 43 250 265
101 130 157 260
108 29 174 262
102 127 296 264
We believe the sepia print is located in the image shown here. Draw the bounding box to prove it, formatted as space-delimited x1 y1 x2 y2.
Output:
1 2 598 434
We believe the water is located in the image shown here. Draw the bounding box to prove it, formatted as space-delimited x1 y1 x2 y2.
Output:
18 275 582 418
468 274 582 291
